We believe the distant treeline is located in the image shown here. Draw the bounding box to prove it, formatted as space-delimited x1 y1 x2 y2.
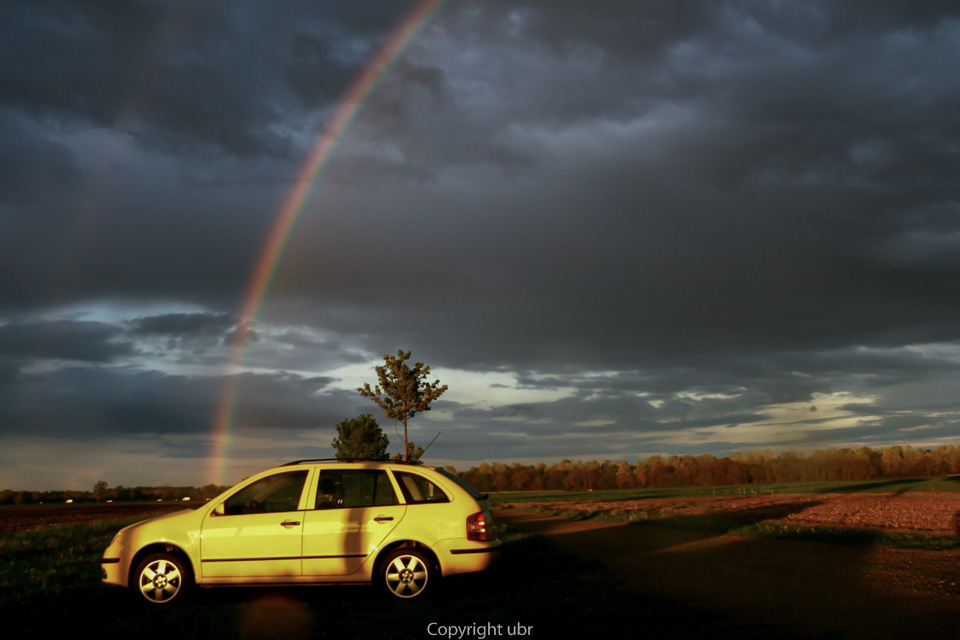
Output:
0 483 228 506
456 444 960 492
5 444 960 503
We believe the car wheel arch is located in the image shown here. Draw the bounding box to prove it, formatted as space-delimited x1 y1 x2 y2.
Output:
129 543 195 588
374 540 441 578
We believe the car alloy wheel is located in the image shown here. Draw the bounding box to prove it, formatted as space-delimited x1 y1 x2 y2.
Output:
135 553 186 604
382 548 432 599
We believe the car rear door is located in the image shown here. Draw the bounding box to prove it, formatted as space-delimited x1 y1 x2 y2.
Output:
302 469 406 576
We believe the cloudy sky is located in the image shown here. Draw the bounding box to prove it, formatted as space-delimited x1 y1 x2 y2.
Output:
3 0 960 490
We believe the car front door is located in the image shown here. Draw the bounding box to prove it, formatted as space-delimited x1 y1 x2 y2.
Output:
200 470 309 579
302 469 406 576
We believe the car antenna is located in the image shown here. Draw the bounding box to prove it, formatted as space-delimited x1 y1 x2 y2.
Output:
420 432 441 457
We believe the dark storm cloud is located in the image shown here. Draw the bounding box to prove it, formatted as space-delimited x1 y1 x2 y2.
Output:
0 109 78 203
0 166 279 312
261 0 960 373
0 365 345 439
228 374 354 431
0 0 416 156
2 0 958 355
0 0 430 314
125 312 239 362
128 312 236 337
0 312 380 449
0 320 134 362
3 1 960 485
491 1 960 56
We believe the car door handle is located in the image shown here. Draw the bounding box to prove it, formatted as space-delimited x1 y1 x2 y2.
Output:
280 520 301 528
374 516 394 523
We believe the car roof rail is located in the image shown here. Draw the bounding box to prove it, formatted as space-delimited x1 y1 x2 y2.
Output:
281 457 424 466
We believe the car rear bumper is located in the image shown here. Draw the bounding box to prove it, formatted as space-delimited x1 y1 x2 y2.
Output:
435 538 502 576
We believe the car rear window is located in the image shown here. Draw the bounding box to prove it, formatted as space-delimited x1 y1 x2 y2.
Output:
315 470 398 509
393 471 450 504
435 468 486 500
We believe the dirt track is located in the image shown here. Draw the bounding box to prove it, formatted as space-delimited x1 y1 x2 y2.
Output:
497 508 960 639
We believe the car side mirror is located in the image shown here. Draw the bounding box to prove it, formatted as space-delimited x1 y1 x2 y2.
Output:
212 502 225 516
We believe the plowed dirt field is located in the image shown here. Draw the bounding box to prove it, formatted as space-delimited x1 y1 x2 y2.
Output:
0 503 191 533
500 491 960 534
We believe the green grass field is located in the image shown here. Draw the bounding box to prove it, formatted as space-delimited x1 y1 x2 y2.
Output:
0 517 141 608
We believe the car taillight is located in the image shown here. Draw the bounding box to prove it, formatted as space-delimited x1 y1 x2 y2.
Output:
466 511 489 541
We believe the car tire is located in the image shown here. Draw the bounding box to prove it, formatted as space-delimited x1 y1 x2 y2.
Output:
133 552 189 604
380 548 434 599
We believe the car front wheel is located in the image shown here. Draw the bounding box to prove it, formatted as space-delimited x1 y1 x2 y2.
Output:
134 552 188 604
380 548 433 599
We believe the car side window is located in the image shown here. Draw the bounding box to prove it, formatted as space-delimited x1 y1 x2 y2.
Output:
223 470 308 515
394 472 450 504
315 470 398 509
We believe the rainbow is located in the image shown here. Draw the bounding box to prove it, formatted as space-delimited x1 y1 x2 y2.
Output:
207 0 455 486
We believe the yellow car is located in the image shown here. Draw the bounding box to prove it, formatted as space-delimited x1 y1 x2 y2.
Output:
102 460 501 603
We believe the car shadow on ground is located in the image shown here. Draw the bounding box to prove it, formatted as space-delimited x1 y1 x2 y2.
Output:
822 478 927 493
511 496 834 543
498 508 960 640
44 530 781 640
644 497 829 531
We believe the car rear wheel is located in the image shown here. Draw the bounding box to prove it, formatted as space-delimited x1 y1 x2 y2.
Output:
134 552 188 604
381 548 433 599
